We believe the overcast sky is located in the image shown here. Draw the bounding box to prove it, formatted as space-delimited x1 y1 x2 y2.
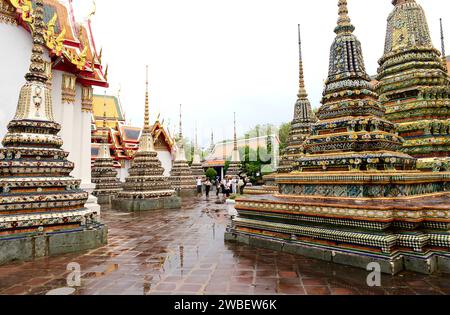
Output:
73 0 450 149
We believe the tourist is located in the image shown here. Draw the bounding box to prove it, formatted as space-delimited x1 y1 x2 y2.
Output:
225 176 232 198
216 179 221 197
238 177 244 194
196 177 203 196
232 176 238 194
204 178 212 198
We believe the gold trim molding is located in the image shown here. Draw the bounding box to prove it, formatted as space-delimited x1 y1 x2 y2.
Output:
61 73 76 104
0 0 17 25
81 86 93 112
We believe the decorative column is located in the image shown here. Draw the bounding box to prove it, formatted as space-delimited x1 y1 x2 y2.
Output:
81 85 100 213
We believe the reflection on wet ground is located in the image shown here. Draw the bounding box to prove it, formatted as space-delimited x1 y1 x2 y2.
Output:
0 197 449 295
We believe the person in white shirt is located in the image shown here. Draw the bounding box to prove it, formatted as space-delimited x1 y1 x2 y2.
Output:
196 177 203 196
232 176 238 194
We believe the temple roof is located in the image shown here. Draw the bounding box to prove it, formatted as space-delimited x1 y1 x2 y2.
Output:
92 94 125 127
7 0 108 87
207 135 279 161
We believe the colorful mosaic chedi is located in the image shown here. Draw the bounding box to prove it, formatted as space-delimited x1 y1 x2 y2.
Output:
91 108 122 203
116 68 176 201
190 127 205 178
256 26 318 196
0 0 101 235
170 106 197 194
277 25 317 174
376 0 450 163
226 0 450 274
226 112 242 177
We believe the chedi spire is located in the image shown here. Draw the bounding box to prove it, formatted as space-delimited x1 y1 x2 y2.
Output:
114 66 179 206
277 25 317 174
169 104 196 195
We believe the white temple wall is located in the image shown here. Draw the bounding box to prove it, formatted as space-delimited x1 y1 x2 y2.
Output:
157 150 173 177
71 86 82 180
0 23 32 139
51 71 64 125
118 160 131 182
80 102 93 189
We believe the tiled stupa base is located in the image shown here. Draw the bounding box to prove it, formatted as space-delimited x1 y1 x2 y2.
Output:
112 196 181 212
0 224 107 265
96 194 117 205
244 174 279 195
176 189 197 197
225 229 450 275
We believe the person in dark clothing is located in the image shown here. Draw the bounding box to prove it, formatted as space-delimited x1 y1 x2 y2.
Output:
216 179 221 197
204 179 212 198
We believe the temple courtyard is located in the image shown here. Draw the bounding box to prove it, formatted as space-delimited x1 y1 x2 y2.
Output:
0 196 449 296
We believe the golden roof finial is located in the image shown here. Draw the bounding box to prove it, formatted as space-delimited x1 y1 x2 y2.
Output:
98 47 103 63
88 0 96 20
179 104 183 140
233 112 238 151
297 24 308 99
143 65 151 133
440 18 448 73
194 121 198 150
392 0 415 6
102 91 108 141
25 0 48 83
104 64 108 80
335 0 355 35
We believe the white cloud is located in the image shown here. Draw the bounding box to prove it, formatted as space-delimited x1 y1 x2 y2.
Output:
73 0 450 147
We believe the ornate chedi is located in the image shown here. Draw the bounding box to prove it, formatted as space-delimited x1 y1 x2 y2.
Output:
226 112 242 177
257 25 318 196
278 25 317 174
376 0 450 168
0 0 106 264
91 97 122 204
191 125 205 178
226 0 450 275
113 67 181 211
169 105 197 196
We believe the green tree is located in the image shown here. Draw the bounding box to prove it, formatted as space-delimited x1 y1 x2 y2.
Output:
205 168 217 180
266 125 272 154
238 145 271 184
224 160 230 174
278 122 291 154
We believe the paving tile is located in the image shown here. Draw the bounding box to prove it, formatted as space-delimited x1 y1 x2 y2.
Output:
0 198 449 296
304 286 332 295
277 284 306 295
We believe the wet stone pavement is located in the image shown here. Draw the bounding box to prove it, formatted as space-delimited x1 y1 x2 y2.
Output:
0 197 450 295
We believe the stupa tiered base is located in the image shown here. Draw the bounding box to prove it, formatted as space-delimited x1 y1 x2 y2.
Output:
113 150 181 211
191 162 205 178
91 154 123 205
243 173 279 195
0 223 107 265
170 160 197 197
226 161 242 177
112 195 181 212
417 157 450 172
227 170 450 274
